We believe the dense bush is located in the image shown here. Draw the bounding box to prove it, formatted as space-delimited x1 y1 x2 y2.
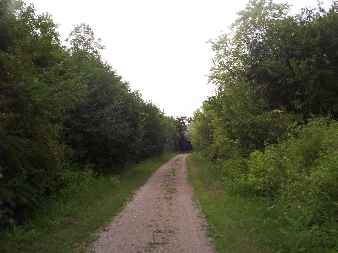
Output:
192 84 294 159
244 119 338 249
246 119 338 204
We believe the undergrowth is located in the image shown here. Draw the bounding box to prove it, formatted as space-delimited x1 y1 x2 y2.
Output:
188 153 337 253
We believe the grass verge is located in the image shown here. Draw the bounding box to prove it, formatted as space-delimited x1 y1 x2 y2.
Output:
188 153 274 253
0 153 175 253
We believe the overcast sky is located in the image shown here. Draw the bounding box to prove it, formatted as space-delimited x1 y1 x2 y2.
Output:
28 0 332 117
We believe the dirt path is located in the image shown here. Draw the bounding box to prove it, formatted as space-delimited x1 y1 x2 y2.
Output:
92 154 215 253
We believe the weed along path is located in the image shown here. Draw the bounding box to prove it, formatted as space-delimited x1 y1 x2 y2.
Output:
92 154 215 253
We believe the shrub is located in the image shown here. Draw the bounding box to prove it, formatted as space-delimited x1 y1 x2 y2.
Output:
242 118 338 249
246 145 286 197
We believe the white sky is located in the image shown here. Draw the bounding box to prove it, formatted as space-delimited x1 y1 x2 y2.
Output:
28 0 332 117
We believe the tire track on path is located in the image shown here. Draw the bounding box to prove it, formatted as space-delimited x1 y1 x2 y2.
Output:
92 154 215 253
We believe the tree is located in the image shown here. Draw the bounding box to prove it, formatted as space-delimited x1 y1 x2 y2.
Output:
175 117 192 152
0 1 75 227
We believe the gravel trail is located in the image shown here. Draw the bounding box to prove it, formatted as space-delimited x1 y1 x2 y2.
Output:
92 154 215 253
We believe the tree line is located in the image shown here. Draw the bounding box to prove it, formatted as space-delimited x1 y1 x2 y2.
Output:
191 1 338 251
0 0 188 228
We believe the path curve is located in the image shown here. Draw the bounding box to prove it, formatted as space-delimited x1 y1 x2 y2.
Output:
92 154 215 253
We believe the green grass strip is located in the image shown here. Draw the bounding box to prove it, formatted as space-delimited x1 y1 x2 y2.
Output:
187 153 272 253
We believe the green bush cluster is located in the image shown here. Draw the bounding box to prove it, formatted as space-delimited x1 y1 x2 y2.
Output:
248 120 338 214
243 119 338 250
0 1 180 228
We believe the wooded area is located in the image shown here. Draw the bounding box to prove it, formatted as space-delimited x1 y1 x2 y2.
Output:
1 0 338 252
0 0 190 228
191 1 338 251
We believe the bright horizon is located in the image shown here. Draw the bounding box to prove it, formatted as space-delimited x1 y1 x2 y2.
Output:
28 0 332 117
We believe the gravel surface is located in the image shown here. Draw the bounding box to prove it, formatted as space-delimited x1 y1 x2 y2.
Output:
92 154 215 253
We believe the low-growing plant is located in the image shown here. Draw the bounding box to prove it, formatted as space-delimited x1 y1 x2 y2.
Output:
243 118 338 250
